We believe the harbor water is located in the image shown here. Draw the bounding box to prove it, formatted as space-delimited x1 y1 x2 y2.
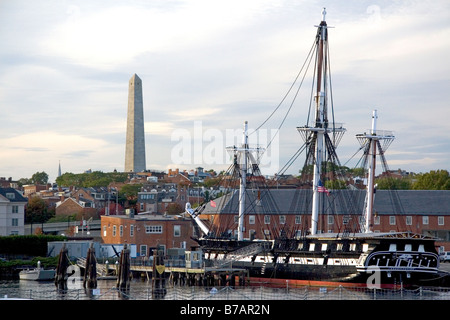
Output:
1 278 450 300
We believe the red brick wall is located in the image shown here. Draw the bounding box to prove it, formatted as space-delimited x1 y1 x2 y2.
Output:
101 215 197 255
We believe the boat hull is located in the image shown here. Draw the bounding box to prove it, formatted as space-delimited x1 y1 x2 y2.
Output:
19 269 56 281
198 232 444 287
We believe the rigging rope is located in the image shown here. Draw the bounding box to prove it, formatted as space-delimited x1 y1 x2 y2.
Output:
250 37 317 135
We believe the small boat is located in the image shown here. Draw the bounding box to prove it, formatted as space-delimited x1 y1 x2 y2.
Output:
19 261 55 281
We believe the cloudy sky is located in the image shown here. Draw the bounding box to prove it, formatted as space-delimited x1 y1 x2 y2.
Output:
1 0 449 182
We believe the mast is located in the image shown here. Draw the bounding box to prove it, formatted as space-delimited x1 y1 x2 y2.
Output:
310 10 327 235
226 121 264 241
356 110 395 232
297 8 346 235
238 121 248 241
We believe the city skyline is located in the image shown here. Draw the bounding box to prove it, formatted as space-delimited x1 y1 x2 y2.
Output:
0 1 449 183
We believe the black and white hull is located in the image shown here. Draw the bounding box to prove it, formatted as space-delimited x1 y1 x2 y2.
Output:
196 232 441 287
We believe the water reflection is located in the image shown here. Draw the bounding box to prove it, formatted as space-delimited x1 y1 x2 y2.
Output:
1 279 450 300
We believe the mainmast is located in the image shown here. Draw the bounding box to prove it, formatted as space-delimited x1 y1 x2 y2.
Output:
297 8 345 235
238 121 248 241
356 110 395 232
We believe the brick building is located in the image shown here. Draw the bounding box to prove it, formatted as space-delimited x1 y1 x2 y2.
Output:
101 213 196 257
55 197 97 220
199 189 450 251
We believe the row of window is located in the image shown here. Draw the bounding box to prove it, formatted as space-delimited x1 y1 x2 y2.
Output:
237 215 446 226
104 225 182 237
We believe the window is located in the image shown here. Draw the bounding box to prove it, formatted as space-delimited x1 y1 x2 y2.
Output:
119 225 123 237
295 215 301 224
374 216 380 225
423 216 429 225
130 225 134 237
264 215 270 224
438 216 444 226
389 216 396 225
328 215 334 225
145 225 162 234
279 215 286 224
12 205 18 213
249 215 255 225
113 225 117 237
174 225 181 237
12 218 18 226
406 216 412 225
103 226 107 237
140 245 147 257
6 193 15 200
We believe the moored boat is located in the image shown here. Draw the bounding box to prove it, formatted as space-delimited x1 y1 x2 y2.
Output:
185 9 443 288
19 261 56 281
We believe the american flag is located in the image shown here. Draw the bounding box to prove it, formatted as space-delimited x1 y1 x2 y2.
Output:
317 181 330 195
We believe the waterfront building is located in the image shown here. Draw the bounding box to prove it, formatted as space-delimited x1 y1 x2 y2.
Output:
0 187 27 235
101 213 196 257
199 189 450 251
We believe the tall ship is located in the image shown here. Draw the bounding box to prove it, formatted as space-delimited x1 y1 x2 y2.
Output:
185 9 442 287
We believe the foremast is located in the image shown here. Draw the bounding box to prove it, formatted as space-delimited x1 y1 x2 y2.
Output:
226 121 264 241
297 8 345 235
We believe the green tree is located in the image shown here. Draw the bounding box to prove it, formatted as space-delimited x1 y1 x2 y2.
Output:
413 170 450 190
376 176 412 190
119 184 142 208
31 171 49 185
56 171 128 188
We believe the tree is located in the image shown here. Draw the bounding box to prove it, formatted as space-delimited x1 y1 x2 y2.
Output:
119 184 142 208
413 170 450 190
31 171 49 185
166 203 183 215
26 196 54 223
376 176 412 190
56 171 128 187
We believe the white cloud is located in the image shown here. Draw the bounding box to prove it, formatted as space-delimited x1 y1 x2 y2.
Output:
41 0 281 68
0 0 449 181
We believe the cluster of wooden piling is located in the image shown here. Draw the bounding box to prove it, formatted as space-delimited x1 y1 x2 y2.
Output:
116 244 131 291
54 242 248 299
55 243 70 291
83 243 97 289
55 242 98 291
152 249 167 299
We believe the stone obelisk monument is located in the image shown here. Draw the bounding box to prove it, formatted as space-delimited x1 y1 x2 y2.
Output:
125 74 146 173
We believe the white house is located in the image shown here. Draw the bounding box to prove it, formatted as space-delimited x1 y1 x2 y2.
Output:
0 188 27 235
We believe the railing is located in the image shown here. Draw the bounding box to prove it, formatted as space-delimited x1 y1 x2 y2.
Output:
3 284 450 300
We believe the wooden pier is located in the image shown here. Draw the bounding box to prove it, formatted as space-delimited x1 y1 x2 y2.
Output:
77 259 248 287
